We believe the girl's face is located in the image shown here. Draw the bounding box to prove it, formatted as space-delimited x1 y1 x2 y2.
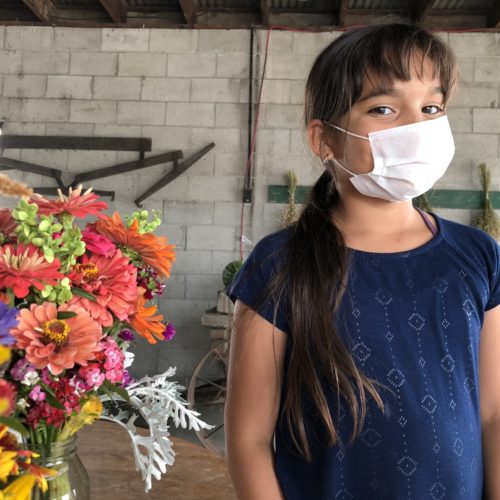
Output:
332 58 446 176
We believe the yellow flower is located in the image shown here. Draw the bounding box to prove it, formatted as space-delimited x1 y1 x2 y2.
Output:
58 395 102 440
0 473 36 500
0 447 18 482
0 347 10 366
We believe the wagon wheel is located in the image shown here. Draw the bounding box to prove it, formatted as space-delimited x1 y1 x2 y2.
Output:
187 340 229 457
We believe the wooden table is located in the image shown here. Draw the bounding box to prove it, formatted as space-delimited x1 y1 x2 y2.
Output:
78 421 236 499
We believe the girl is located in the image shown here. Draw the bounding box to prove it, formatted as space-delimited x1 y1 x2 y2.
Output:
225 22 500 500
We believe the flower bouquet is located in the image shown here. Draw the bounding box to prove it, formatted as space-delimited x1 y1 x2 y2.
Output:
0 180 211 498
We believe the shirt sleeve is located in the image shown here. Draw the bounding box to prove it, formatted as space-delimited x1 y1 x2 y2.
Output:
486 238 500 311
227 231 290 334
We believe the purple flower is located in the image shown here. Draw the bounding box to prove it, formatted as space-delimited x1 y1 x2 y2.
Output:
163 322 176 341
10 358 36 382
0 302 17 346
29 385 46 402
118 329 135 342
122 370 135 387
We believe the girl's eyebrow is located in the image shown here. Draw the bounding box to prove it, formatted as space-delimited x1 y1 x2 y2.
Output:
359 85 444 102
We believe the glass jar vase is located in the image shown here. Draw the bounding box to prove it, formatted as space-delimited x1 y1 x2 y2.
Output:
29 436 90 500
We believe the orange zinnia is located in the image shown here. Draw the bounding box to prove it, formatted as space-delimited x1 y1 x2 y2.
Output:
129 291 165 344
95 212 175 278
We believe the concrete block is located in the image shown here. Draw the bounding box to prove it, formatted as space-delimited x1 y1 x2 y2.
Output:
187 225 236 251
290 80 306 104
164 201 213 225
22 51 69 75
436 208 473 226
53 28 101 51
290 130 309 155
448 82 498 108
46 122 94 136
141 125 192 151
118 52 167 77
449 32 500 57
67 150 117 172
256 30 292 54
5 26 52 50
139 173 189 202
158 223 186 248
3 75 46 98
256 129 291 155
0 27 4 49
167 53 216 78
166 102 214 127
453 133 498 159
217 290 234 314
141 77 190 102
182 147 214 176
162 272 186 299
216 53 249 78
264 104 303 129
187 274 224 300
102 28 149 52
447 108 472 133
150 29 198 53
70 100 116 123
215 103 248 128
191 127 242 154
200 309 233 327
255 79 290 104
198 30 248 52
191 78 240 103
474 57 500 83
292 31 338 55
473 109 500 134
22 99 69 123
214 202 251 226
21 149 68 170
212 250 241 273
456 57 474 83
172 250 213 274
266 54 313 79
213 153 247 176
118 101 165 125
188 176 239 202
0 50 21 74
262 153 318 183
46 75 92 99
93 76 141 100
3 122 45 135
94 124 142 137
70 52 117 76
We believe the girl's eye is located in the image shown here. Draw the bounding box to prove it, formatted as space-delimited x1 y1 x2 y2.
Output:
422 105 444 114
369 106 393 115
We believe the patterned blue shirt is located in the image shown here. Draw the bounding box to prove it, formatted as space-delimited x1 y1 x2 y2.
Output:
228 214 500 500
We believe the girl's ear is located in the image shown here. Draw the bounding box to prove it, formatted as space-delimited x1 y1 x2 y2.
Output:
307 119 334 161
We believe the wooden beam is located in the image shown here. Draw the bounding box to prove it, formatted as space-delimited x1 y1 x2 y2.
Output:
337 0 348 26
411 0 435 23
179 0 196 27
0 136 151 152
22 0 54 23
260 0 270 26
99 0 127 24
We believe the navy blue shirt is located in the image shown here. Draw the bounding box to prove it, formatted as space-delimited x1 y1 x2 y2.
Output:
228 214 500 500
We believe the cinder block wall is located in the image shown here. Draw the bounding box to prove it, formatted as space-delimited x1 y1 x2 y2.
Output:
0 27 498 384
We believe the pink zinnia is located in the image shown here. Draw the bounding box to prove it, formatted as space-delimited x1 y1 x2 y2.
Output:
30 186 108 218
11 302 102 376
0 244 63 298
69 249 137 327
82 223 116 257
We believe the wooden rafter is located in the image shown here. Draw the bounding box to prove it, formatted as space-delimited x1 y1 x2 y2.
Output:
99 0 127 24
411 0 435 23
337 0 348 26
260 0 270 26
22 0 54 23
179 0 196 27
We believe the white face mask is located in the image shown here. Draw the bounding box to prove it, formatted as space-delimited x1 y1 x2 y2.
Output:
326 115 455 202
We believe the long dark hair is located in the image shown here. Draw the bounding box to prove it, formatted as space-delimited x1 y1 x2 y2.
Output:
274 22 458 461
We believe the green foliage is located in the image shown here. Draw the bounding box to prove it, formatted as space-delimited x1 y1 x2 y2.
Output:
281 171 299 227
125 209 161 234
473 163 500 240
222 260 243 289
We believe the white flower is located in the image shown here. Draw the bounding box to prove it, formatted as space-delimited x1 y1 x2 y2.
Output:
124 351 135 369
16 398 28 411
21 371 39 386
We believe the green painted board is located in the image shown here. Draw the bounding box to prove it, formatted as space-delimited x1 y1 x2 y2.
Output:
268 185 500 209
